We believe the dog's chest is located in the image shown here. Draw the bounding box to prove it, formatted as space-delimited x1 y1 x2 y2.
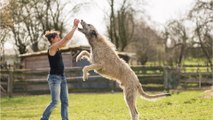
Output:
90 49 107 63
90 51 101 63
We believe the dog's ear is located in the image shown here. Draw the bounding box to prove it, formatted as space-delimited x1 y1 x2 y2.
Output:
90 30 97 37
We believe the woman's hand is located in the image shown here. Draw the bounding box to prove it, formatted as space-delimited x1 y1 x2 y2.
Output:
73 19 80 28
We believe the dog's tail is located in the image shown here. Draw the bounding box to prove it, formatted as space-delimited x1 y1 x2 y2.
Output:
137 84 170 100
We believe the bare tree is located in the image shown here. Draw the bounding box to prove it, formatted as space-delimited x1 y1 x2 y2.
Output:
126 20 164 65
107 0 136 51
189 0 213 66
164 20 189 66
0 29 9 67
0 0 28 54
0 0 84 54
106 0 165 65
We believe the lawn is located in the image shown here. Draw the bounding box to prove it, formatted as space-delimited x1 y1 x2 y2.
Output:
0 90 212 120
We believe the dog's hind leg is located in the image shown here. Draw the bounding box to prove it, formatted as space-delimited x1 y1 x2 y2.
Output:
124 87 139 120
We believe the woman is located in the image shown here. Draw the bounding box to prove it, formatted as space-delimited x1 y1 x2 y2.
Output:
40 19 79 120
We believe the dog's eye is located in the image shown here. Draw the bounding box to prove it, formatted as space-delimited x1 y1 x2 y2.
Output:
88 24 91 26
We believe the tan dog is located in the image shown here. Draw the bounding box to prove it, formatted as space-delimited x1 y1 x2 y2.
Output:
77 20 170 120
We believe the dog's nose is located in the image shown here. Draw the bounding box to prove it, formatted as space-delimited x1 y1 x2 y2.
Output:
81 20 87 25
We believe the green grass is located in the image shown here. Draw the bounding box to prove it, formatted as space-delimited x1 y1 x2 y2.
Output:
146 58 213 66
183 58 213 65
1 91 212 120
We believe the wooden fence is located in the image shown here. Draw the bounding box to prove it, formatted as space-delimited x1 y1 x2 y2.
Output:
179 65 212 89
0 65 212 96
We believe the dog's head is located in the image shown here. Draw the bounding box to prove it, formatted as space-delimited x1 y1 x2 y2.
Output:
78 20 98 39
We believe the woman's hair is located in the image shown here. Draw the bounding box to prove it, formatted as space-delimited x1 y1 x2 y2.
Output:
44 30 60 43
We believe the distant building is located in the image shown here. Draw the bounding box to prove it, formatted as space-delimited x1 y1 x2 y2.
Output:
19 45 133 70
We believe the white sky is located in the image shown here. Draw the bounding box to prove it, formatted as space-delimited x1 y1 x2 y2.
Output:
4 0 196 49
71 0 196 45
144 0 195 25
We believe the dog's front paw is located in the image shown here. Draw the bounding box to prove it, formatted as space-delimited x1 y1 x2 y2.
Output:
76 55 81 62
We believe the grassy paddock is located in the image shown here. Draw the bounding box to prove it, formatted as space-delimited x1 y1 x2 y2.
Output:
1 90 212 120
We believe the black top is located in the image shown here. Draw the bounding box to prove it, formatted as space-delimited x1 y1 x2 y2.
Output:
48 49 64 75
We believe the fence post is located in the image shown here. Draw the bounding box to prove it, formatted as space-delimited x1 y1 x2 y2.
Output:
163 66 170 92
163 66 180 91
8 70 14 97
198 68 202 88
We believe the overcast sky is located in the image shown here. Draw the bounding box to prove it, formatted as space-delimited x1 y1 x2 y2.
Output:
4 0 196 49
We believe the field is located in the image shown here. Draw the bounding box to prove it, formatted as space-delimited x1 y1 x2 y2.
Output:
1 90 212 120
